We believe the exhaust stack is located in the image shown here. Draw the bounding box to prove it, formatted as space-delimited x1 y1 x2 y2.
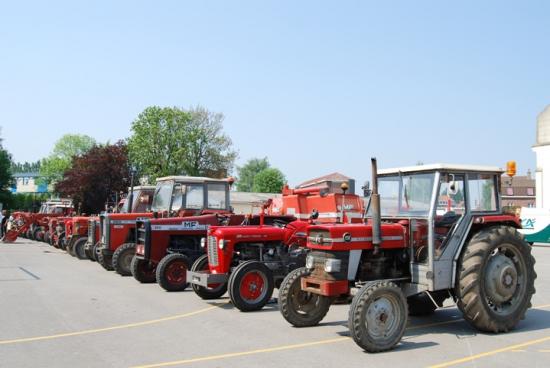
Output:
371 158 382 254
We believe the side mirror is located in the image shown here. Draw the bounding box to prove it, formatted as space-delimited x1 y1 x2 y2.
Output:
362 181 372 197
310 209 319 220
447 174 458 196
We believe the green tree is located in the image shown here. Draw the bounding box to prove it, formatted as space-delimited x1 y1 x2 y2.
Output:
40 134 96 184
128 106 236 180
236 157 270 192
252 168 286 193
0 131 13 206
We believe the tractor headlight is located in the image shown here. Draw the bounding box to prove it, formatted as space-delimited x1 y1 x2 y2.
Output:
305 254 315 270
218 239 226 250
200 238 206 248
324 259 341 273
74 224 80 233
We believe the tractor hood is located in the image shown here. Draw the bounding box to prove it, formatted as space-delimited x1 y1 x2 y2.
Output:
307 223 407 251
210 225 287 243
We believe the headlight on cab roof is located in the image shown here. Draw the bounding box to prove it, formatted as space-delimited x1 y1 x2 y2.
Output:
324 259 341 273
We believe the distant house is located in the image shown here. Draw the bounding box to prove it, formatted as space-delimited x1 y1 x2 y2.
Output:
501 173 536 208
297 172 355 194
11 172 49 194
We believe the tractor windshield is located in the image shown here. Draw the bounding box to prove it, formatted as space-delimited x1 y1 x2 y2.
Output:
152 182 174 212
376 173 435 217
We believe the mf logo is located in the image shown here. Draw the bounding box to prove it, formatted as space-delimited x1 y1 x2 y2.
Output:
521 218 536 230
182 221 200 228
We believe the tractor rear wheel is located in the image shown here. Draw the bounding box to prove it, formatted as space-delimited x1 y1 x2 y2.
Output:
456 226 536 333
131 257 156 283
73 237 88 260
228 261 274 312
349 281 408 353
278 267 332 327
157 254 191 292
112 243 136 276
191 254 227 299
97 250 114 271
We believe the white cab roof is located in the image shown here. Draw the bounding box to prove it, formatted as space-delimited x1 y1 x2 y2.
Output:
155 176 229 184
379 163 504 175
129 186 155 191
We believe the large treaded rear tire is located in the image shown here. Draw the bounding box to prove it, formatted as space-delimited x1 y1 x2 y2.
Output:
191 254 228 300
112 243 136 276
278 267 332 327
456 226 536 333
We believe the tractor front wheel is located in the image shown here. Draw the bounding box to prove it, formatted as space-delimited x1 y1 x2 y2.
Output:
456 226 536 333
73 237 88 260
278 267 332 327
190 254 228 299
156 254 191 292
97 250 114 271
349 281 408 353
131 257 156 283
33 228 44 242
228 261 274 312
112 243 136 276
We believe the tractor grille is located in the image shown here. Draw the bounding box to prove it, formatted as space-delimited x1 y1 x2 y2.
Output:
136 219 151 259
207 236 219 266
88 220 96 244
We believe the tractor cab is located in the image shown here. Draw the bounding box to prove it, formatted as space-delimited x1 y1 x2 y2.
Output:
152 176 231 217
374 163 515 291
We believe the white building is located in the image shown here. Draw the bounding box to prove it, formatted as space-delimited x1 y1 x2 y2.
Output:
533 105 550 209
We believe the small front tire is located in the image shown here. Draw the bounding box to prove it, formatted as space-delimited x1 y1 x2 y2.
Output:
156 254 191 292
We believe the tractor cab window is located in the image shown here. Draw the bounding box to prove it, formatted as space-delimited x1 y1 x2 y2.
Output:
435 174 466 258
171 184 183 212
134 191 152 213
468 174 498 212
152 181 174 212
207 183 227 210
377 173 435 217
185 184 204 209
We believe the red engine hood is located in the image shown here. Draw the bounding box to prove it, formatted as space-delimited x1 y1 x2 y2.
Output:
210 225 287 242
307 223 407 250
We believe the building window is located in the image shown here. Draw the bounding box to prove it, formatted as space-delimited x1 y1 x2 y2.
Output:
23 177 29 185
527 188 534 196
506 187 514 196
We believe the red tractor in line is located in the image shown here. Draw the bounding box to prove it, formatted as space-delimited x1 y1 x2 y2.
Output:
187 185 365 311
3 200 73 243
278 159 536 353
95 185 156 272
132 176 253 290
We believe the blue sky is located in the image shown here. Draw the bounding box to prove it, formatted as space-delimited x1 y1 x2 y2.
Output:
1 1 549 188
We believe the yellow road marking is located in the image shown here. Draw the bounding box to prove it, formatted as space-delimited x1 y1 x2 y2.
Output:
0 306 218 346
132 303 550 368
131 338 350 368
428 336 550 368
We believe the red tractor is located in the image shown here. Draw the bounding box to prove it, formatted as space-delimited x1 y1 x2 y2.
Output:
3 200 73 243
278 159 536 353
132 176 247 290
95 186 156 272
187 185 365 311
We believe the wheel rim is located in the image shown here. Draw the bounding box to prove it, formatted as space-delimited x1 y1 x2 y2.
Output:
166 260 187 284
120 251 133 271
364 294 402 339
483 243 527 316
239 270 267 303
289 276 322 315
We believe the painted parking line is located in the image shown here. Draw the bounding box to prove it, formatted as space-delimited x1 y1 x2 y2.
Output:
428 336 550 368
131 303 550 368
0 305 219 346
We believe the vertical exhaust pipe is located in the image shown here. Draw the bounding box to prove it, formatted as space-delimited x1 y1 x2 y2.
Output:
371 158 382 254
